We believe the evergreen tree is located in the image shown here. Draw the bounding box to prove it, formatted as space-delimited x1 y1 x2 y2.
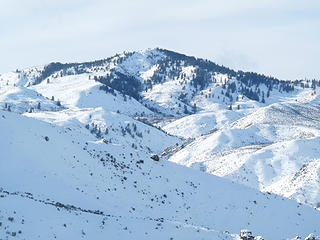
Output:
184 105 188 114
192 103 197 113
261 91 265 103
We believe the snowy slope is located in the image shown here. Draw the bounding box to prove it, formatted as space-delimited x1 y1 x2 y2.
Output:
1 48 320 239
163 108 245 138
30 73 153 116
0 86 62 113
0 72 62 113
266 156 320 208
1 110 320 240
168 102 320 208
24 107 180 155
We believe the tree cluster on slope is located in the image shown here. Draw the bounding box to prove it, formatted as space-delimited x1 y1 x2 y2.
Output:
96 71 142 100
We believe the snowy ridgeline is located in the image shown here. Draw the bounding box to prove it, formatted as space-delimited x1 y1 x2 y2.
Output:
1 48 320 239
168 102 320 209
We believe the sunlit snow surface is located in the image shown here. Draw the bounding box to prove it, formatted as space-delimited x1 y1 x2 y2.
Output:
1 49 320 239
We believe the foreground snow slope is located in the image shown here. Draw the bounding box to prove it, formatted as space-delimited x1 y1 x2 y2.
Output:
1 110 320 239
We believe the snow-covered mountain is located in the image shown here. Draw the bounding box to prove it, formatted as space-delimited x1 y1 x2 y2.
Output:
168 102 320 209
1 48 320 239
1 109 320 239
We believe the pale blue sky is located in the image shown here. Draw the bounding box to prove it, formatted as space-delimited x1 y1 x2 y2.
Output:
1 0 319 79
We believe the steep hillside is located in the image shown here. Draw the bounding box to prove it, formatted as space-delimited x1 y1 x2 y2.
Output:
24 107 179 155
0 72 63 113
1 110 320 239
168 102 320 208
163 108 245 139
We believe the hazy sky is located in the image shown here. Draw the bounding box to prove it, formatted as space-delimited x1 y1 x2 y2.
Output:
1 0 319 80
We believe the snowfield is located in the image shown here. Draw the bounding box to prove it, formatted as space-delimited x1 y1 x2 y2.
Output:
1 110 320 239
163 108 245 138
30 74 153 116
168 102 320 208
1 48 320 239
